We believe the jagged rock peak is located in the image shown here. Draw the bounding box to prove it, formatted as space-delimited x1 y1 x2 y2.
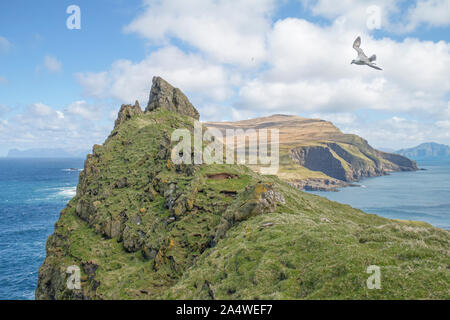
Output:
114 100 143 128
146 76 200 120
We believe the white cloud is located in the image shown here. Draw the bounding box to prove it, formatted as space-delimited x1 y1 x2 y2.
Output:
343 116 450 149
44 55 62 73
236 18 450 118
300 0 450 33
403 0 450 32
76 46 234 105
436 120 450 128
30 103 54 116
75 72 109 98
124 0 275 67
65 100 104 120
1 102 110 151
0 36 12 53
0 76 7 85
310 112 358 125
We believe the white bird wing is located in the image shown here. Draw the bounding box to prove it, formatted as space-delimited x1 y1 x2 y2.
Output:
353 36 368 59
367 62 382 70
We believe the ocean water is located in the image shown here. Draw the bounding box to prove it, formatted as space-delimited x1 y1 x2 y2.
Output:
0 158 84 300
309 160 450 230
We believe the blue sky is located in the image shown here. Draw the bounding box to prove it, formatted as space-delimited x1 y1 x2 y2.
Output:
0 0 449 156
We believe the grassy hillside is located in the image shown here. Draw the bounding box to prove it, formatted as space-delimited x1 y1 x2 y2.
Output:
36 99 449 300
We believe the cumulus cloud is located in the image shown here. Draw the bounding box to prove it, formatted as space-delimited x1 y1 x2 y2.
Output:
65 100 104 120
342 116 450 149
75 72 109 98
236 18 450 119
43 55 62 73
1 102 110 151
300 0 450 33
76 46 234 105
403 0 450 32
310 112 358 126
124 0 275 67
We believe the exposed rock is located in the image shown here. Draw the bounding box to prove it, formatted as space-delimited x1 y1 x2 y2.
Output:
289 178 350 191
291 146 350 181
214 183 285 243
81 261 98 281
123 226 145 252
290 143 417 183
146 76 200 120
207 173 238 180
114 101 143 128
114 177 128 189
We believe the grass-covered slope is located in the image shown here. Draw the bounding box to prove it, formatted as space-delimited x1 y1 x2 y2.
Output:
36 79 449 300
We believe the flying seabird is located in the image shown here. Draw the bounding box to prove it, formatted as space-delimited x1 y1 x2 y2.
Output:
351 36 382 70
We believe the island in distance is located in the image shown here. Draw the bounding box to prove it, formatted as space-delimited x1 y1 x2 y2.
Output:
396 142 450 160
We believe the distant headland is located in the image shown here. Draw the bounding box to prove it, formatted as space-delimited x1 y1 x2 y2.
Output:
396 142 450 160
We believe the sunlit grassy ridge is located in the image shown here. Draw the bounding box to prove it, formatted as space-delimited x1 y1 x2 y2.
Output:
36 108 449 300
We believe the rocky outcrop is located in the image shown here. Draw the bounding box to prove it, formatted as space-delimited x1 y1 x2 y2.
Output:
380 152 419 170
114 101 143 128
214 183 285 243
288 178 350 192
290 142 417 183
146 76 200 120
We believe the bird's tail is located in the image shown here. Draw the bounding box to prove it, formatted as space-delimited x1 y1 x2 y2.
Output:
369 54 376 62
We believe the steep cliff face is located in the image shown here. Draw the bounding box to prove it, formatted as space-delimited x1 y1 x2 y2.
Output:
36 77 449 300
290 145 350 181
290 142 417 182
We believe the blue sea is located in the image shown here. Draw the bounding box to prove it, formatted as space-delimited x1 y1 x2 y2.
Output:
309 160 450 230
0 158 449 300
0 158 84 300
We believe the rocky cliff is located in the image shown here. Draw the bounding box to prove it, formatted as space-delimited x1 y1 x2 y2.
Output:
146 76 199 120
36 77 449 300
206 115 418 191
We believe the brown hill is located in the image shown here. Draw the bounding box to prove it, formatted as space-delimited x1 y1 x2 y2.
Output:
205 115 418 191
